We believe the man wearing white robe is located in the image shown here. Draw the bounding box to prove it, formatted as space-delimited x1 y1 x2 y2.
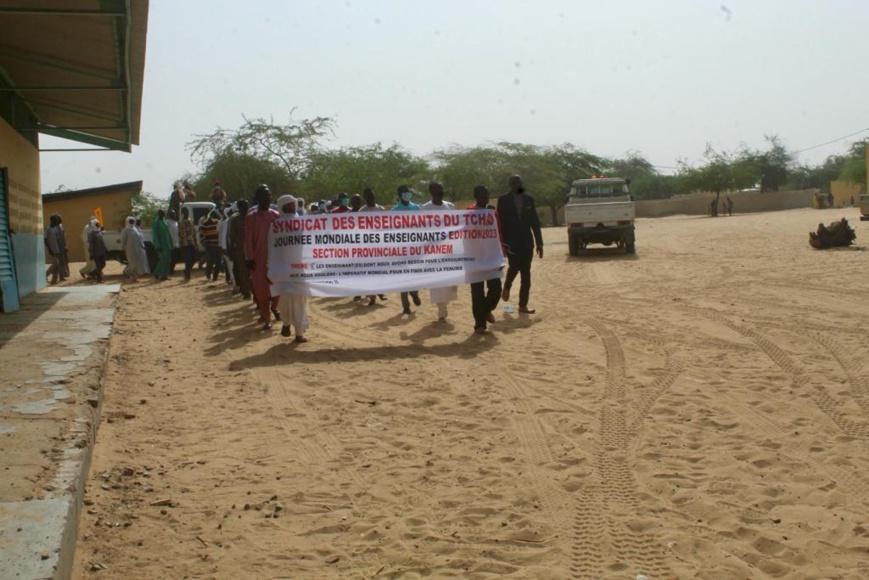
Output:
273 195 309 343
421 182 457 322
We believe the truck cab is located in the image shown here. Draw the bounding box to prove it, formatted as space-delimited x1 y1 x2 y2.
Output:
859 193 869 221
565 177 635 255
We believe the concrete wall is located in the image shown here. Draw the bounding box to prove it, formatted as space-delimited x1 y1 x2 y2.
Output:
830 180 861 208
43 189 136 263
635 189 819 218
0 117 45 298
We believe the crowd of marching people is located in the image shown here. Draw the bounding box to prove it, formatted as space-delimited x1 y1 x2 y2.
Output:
49 175 544 341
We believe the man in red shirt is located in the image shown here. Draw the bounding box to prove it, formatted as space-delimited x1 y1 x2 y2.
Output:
244 185 281 329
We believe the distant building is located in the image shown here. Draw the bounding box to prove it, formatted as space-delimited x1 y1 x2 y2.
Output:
43 181 143 262
0 2 148 312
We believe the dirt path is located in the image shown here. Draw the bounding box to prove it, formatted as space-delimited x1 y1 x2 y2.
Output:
73 208 869 579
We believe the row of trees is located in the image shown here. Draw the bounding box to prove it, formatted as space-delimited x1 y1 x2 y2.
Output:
162 114 867 225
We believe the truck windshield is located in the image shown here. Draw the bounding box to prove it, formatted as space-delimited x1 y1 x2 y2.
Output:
573 183 628 196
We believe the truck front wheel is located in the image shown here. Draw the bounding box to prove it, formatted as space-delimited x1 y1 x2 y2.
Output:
569 234 580 256
625 241 636 254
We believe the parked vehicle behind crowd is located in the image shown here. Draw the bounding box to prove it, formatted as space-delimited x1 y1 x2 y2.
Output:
103 201 216 263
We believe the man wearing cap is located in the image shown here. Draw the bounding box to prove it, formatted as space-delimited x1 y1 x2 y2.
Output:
245 185 281 329
272 195 309 343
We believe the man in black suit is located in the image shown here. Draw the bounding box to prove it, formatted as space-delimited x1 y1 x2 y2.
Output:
497 175 543 313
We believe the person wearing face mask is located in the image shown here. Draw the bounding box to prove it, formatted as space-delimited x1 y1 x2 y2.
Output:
392 184 419 211
331 192 352 213
273 195 309 342
391 184 421 313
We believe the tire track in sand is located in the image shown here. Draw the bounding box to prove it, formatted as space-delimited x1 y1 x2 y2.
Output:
697 311 869 501
702 311 869 440
570 319 672 579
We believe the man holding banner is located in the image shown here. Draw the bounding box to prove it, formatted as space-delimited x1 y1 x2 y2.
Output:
273 195 309 343
421 182 457 322
468 185 503 334
267 191 505 331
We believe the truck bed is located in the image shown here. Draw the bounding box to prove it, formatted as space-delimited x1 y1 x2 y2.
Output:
565 198 634 227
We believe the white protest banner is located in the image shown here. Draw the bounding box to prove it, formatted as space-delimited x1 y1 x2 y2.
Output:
268 210 505 297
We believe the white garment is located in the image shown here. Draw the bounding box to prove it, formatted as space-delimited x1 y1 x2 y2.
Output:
167 219 180 248
421 200 457 315
217 218 229 251
278 294 308 335
275 197 308 335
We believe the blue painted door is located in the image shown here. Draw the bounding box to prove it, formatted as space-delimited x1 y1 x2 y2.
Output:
0 168 20 312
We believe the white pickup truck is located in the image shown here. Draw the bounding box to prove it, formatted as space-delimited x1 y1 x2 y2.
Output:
103 201 216 263
565 177 635 255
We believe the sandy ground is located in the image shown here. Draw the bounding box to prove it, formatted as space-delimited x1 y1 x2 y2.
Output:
69 208 869 579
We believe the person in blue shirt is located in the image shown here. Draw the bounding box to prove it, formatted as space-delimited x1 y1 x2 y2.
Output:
391 184 421 313
391 184 420 211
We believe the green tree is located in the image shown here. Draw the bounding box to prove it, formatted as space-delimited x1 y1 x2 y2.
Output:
787 154 846 190
602 152 680 200
679 145 754 215
187 113 335 193
130 191 165 228
540 144 603 224
301 143 429 205
838 140 868 190
432 142 602 225
191 149 295 202
734 135 792 192
430 145 511 201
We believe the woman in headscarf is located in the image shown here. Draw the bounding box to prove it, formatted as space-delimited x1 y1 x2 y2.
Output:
120 216 150 281
272 195 309 342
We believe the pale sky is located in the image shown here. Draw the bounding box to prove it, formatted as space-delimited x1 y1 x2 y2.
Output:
40 0 869 195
